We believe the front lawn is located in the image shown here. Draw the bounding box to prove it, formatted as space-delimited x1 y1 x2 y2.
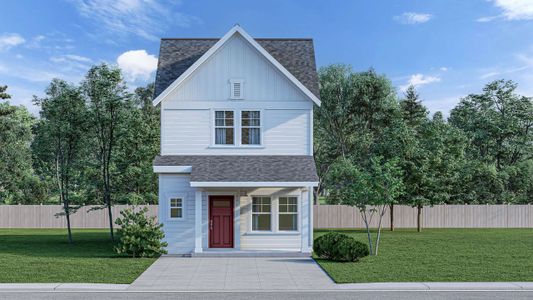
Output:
0 229 156 283
314 228 533 283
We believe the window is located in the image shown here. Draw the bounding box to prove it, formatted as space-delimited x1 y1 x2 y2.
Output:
169 197 183 219
230 79 244 99
252 197 271 231
241 111 261 145
279 197 298 231
214 111 234 145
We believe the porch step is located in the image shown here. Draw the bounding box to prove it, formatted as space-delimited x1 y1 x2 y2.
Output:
189 250 311 258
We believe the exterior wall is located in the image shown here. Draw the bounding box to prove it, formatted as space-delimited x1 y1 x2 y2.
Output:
158 174 198 254
159 33 314 156
238 187 305 251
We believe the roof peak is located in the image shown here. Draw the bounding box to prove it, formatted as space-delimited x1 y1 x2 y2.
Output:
160 37 313 41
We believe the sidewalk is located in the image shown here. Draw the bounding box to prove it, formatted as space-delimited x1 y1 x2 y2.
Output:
0 282 532 291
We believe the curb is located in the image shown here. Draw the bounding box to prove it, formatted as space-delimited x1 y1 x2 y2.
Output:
0 283 129 291
337 282 533 291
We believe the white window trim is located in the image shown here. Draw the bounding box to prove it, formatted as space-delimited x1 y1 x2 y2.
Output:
229 79 245 100
210 109 264 148
248 195 300 234
250 196 273 233
278 196 299 232
212 109 236 146
167 194 186 221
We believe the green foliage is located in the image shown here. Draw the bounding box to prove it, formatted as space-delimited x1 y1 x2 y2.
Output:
0 85 11 99
115 207 168 258
314 232 369 262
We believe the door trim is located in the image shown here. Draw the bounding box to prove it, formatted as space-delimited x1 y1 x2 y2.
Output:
208 195 234 248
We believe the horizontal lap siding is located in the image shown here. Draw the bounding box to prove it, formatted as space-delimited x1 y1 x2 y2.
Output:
159 174 197 254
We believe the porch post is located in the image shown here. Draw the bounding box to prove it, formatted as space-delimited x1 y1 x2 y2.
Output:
194 190 203 253
301 187 311 253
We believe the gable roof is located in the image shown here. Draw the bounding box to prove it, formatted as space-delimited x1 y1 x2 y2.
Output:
153 25 321 106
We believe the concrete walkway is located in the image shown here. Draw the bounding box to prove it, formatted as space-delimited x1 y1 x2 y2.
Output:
128 256 336 291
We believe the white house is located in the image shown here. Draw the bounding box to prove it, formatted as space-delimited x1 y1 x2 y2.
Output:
152 25 320 255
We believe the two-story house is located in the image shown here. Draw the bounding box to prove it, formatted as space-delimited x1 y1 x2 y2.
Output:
152 25 320 255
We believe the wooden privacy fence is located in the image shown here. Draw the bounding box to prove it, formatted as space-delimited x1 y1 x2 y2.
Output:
0 205 157 229
0 204 532 228
313 204 533 228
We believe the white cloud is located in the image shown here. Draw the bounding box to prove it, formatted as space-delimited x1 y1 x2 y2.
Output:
440 67 449 71
50 54 92 64
117 50 158 82
400 74 441 91
394 12 433 24
0 33 25 51
425 95 464 118
479 0 533 22
71 0 200 40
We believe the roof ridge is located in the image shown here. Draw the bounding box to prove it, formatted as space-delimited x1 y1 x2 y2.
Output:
161 37 313 41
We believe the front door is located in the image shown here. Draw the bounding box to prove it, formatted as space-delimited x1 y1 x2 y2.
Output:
209 196 234 248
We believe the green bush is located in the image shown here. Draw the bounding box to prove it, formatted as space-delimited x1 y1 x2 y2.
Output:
314 232 369 262
115 207 168 258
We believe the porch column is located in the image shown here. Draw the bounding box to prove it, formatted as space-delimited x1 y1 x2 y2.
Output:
194 190 203 253
301 187 311 253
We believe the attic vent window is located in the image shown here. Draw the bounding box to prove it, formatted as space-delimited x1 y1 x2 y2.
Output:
230 79 244 100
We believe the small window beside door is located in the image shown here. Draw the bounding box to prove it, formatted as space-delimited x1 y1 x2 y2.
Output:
252 197 271 231
169 197 183 219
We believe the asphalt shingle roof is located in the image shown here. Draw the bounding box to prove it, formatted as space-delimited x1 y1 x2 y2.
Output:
154 38 320 99
153 155 319 183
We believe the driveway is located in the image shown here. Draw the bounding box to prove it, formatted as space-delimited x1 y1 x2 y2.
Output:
129 256 336 291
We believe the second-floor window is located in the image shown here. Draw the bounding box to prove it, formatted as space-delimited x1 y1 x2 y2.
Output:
215 111 234 145
241 111 261 145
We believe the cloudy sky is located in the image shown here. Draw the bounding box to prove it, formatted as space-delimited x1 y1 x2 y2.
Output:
1 0 532 115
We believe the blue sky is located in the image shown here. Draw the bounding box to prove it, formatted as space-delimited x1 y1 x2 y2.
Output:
1 0 532 116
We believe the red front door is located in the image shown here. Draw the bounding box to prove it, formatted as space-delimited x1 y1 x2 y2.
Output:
209 196 234 248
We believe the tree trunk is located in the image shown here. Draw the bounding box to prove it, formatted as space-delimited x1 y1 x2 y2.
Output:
361 211 373 255
105 193 114 241
417 204 422 232
390 204 394 231
64 201 73 244
375 205 387 256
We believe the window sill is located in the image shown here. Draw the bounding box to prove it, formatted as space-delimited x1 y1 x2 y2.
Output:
208 145 265 149
244 231 300 236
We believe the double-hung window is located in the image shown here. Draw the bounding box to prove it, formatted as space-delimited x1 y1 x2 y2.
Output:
214 111 234 145
241 111 261 145
252 197 271 231
278 197 298 231
169 197 183 219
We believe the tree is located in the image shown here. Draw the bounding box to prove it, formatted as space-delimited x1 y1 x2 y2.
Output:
399 85 429 129
33 79 88 243
114 83 159 204
315 65 400 202
450 80 532 169
83 64 130 241
326 157 403 255
0 85 11 99
0 85 43 204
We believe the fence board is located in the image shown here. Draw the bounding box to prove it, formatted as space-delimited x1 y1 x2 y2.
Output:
0 204 531 229
313 204 533 229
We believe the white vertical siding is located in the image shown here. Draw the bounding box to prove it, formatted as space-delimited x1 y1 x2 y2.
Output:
165 34 308 102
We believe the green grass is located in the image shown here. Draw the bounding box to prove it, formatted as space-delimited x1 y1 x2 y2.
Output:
0 229 157 283
314 228 533 283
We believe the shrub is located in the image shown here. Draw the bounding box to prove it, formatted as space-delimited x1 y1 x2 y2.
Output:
115 207 168 258
314 232 369 262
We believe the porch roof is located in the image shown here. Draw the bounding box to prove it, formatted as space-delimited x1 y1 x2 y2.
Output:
153 155 319 187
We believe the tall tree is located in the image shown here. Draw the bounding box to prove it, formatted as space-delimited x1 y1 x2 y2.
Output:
33 79 88 243
315 65 399 201
399 85 428 129
449 80 533 169
82 64 130 241
0 85 43 204
114 83 159 204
